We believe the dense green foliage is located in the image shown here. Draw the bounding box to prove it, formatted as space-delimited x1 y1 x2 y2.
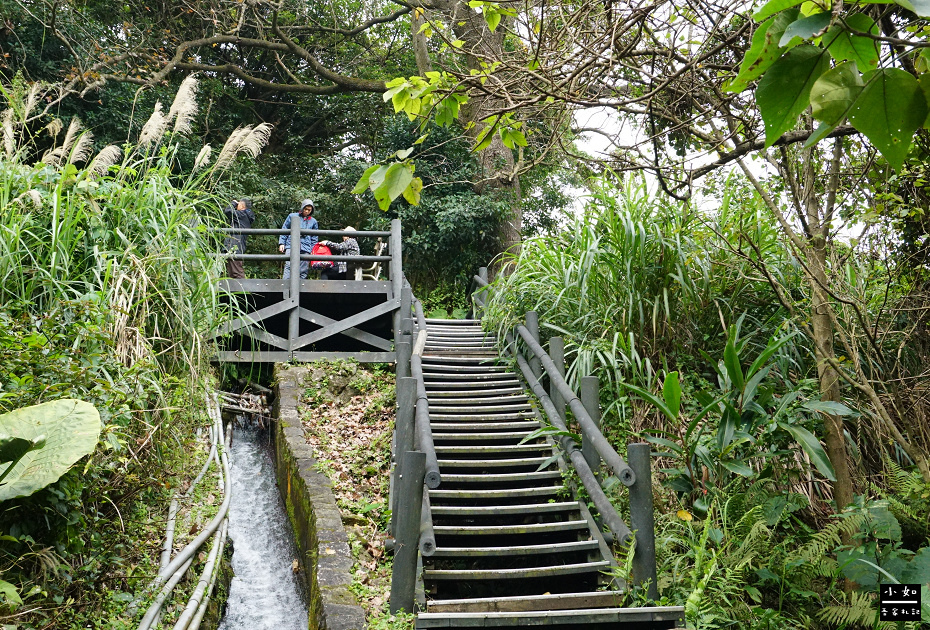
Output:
0 77 251 625
485 176 930 627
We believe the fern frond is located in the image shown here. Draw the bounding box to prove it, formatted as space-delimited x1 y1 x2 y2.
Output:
817 590 877 628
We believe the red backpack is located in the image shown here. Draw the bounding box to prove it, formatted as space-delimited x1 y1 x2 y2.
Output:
310 242 333 270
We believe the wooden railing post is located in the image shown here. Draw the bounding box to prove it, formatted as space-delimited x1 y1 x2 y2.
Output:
390 219 403 344
581 376 601 477
548 336 566 420
397 315 412 379
628 443 658 599
525 310 542 382
475 266 489 318
391 377 417 536
288 219 301 358
390 450 425 614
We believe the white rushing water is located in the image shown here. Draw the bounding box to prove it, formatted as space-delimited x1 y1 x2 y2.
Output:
218 428 308 630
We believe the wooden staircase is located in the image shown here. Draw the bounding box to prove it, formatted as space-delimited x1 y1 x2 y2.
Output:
414 318 684 629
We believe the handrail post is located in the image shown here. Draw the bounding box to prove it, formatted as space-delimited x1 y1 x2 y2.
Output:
549 336 566 420
628 443 658 600
391 378 417 536
581 376 601 477
475 266 489 318
390 450 425 614
397 316 412 379
390 219 403 343
288 219 301 358
525 311 542 382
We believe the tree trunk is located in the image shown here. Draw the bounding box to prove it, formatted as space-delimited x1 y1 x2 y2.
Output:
434 0 523 257
801 146 854 511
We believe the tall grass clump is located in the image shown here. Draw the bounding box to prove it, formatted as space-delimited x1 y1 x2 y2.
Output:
0 75 271 622
484 176 800 428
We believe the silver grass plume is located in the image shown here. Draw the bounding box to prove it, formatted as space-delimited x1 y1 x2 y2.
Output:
70 130 95 164
214 125 251 170
193 144 212 171
139 102 168 146
240 123 273 159
42 117 83 165
23 83 41 121
2 109 13 158
46 118 63 138
89 145 122 177
13 189 42 208
168 74 199 136
214 123 273 170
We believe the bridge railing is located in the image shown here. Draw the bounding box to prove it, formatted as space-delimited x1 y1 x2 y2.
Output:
469 267 659 598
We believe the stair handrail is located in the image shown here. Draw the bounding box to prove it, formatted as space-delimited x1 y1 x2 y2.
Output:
410 350 441 489
515 324 635 486
504 330 633 546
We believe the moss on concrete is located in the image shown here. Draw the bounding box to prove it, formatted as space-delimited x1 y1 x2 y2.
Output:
274 364 367 630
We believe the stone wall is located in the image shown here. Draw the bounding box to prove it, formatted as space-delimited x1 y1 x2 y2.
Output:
273 364 367 630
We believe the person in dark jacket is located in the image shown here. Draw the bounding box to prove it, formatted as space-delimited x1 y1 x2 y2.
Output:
319 226 360 281
279 198 319 279
223 198 255 279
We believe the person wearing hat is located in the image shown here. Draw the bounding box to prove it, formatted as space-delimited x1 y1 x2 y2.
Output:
319 226 360 281
279 198 319 279
223 197 255 279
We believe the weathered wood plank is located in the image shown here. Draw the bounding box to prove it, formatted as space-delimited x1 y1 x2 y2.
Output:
213 298 297 336
297 307 392 351
292 298 399 350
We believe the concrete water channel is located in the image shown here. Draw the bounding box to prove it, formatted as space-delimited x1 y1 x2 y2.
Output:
218 427 307 629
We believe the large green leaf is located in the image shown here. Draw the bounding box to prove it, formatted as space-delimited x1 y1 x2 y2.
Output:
778 12 832 47
662 371 681 420
0 399 100 501
754 0 804 21
757 45 830 146
806 61 864 147
849 68 928 171
778 421 836 481
726 11 800 93
893 0 930 18
802 399 858 416
823 13 880 71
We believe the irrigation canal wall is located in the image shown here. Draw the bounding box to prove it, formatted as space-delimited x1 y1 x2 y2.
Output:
273 365 367 630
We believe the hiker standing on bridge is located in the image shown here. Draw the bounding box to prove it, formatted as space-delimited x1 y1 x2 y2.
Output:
279 198 319 279
319 226 360 280
223 197 255 279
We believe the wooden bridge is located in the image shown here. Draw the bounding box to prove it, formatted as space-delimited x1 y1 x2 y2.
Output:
213 220 406 364
213 226 684 627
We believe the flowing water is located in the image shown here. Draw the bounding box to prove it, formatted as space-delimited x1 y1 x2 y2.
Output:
218 427 308 630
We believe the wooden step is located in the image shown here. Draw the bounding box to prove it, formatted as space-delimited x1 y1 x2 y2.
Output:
430 540 599 559
433 444 551 454
436 456 553 468
432 421 540 431
427 387 525 397
425 590 624 613
423 560 611 580
416 605 686 627
433 520 589 536
429 487 562 499
438 470 562 484
429 502 579 516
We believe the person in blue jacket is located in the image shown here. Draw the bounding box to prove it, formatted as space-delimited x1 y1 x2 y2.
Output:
279 198 319 279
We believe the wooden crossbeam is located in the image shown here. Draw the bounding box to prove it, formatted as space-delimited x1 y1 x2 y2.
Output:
293 298 400 350
214 298 297 337
238 325 289 350
298 308 392 351
216 350 395 363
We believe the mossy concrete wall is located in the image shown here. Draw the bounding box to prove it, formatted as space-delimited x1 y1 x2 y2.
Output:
274 364 367 630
